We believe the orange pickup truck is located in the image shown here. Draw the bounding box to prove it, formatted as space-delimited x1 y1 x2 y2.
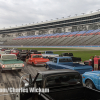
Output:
27 54 49 66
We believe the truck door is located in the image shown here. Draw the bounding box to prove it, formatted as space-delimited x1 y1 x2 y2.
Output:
49 58 57 69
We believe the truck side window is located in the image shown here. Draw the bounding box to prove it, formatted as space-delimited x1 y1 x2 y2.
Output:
35 74 42 88
45 74 81 88
54 58 57 63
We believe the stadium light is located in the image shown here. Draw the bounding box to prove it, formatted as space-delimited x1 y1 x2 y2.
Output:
46 20 48 21
82 13 85 15
75 14 77 16
90 11 93 13
51 19 53 20
68 15 71 17
62 17 64 18
97 9 100 12
56 18 58 20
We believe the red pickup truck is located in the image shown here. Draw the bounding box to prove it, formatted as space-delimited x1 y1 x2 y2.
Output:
27 54 49 66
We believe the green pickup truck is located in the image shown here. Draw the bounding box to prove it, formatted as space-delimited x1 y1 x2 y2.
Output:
0 54 24 73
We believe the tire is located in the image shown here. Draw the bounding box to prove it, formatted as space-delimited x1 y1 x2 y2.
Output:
1 69 5 73
32 62 35 66
46 66 50 70
18 69 21 72
85 80 95 89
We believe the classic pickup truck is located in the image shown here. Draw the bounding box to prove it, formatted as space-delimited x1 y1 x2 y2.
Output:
16 69 100 100
0 54 24 72
60 53 81 62
5 50 19 56
17 51 28 61
45 57 93 74
82 71 100 90
27 54 49 66
42 51 59 60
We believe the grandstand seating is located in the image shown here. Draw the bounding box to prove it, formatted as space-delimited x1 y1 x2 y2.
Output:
1 29 100 46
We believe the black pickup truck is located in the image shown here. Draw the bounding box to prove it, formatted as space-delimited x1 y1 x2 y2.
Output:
60 53 81 62
18 69 100 100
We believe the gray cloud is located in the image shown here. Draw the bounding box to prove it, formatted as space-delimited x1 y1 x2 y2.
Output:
0 0 100 29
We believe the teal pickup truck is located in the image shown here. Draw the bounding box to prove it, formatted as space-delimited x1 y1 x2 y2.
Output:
0 54 24 73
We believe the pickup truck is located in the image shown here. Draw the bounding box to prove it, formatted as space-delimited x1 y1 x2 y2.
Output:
17 51 28 61
27 54 49 66
5 50 19 56
0 54 24 72
16 69 100 100
82 71 100 90
42 51 59 60
60 53 81 62
45 57 93 74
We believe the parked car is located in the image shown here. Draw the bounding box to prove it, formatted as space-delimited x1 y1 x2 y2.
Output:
82 71 100 90
45 57 93 74
17 69 100 100
42 51 59 60
27 54 49 66
0 54 24 73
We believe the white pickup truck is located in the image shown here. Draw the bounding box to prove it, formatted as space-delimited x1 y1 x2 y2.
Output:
42 51 59 60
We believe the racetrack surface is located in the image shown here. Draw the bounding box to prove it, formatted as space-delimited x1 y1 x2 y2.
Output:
0 62 47 100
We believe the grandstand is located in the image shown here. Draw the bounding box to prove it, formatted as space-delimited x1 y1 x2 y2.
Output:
0 11 100 46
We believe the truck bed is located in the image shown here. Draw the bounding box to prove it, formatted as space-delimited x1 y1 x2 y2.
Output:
43 86 100 100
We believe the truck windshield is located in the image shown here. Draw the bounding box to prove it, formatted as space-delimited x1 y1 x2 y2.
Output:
45 74 81 88
59 58 72 62
5 51 11 54
46 51 53 54
2 55 17 60
12 50 18 53
32 55 42 58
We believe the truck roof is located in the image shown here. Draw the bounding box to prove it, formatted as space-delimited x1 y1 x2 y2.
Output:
39 69 79 76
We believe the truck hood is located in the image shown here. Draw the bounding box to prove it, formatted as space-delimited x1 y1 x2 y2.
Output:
2 59 23 64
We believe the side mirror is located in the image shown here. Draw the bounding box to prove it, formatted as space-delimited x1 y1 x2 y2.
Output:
19 74 33 88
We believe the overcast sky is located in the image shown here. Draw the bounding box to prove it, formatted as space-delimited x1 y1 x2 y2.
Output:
0 0 100 29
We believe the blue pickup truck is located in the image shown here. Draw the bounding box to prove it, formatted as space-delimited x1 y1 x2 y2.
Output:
45 57 93 74
82 71 100 90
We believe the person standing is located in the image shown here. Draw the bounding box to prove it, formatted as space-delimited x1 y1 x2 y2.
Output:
94 55 99 70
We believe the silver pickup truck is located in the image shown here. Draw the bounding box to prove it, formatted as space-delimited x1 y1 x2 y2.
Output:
42 51 59 60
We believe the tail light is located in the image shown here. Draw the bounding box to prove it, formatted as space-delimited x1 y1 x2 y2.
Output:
92 69 93 71
22 64 24 67
2 65 5 68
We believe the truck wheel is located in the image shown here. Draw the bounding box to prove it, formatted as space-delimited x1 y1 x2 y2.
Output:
85 80 95 89
1 69 5 73
32 62 35 66
46 66 50 70
18 69 21 72
46 56 48 59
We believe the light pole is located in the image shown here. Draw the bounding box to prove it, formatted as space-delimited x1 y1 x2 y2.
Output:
82 13 85 15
